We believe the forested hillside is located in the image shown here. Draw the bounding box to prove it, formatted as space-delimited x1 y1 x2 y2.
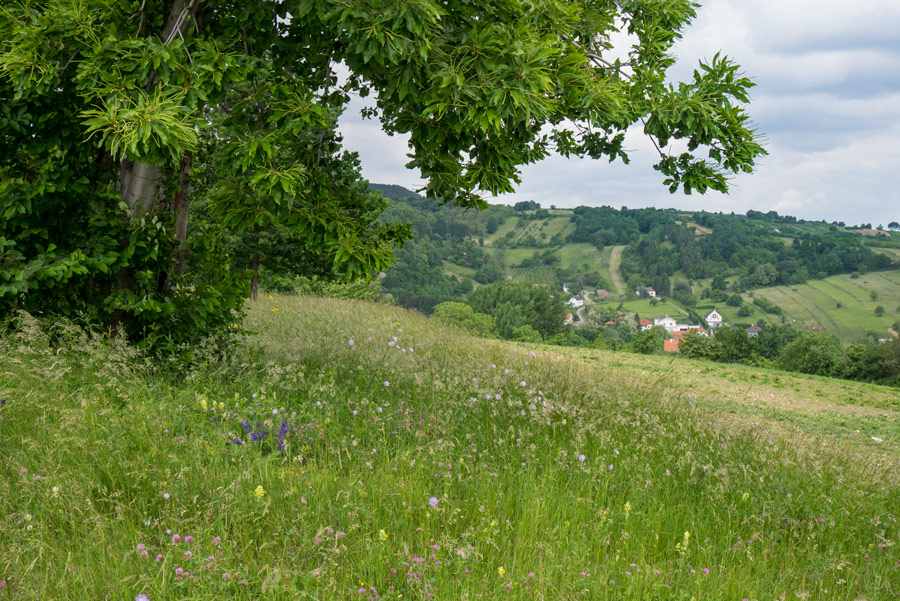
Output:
375 185 897 309
371 185 900 356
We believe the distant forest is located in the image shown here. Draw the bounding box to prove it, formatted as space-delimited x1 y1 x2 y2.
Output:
373 184 895 314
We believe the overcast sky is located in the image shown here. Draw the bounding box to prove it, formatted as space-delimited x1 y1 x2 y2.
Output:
338 0 900 226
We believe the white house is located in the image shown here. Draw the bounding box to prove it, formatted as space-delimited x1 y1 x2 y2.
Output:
704 308 724 331
635 286 657 298
567 296 584 308
653 315 678 331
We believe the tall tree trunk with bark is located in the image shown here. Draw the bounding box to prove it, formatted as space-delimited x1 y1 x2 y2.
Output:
111 0 201 333
249 252 260 301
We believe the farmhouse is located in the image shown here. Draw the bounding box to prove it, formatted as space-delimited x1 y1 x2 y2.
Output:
653 315 678 331
567 296 584 308
664 339 680 352
596 289 612 300
704 308 723 332
639 318 653 331
746 325 762 337
636 286 657 298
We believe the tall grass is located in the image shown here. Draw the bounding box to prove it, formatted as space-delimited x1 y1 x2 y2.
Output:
1 296 898 600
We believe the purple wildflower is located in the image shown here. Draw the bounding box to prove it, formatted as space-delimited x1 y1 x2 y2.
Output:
428 496 439 506
276 420 289 451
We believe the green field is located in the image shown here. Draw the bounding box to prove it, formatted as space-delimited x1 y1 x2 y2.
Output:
510 266 557 287
556 242 605 271
2 296 899 599
874 247 900 260
542 216 573 239
749 271 900 343
442 260 476 280
617 298 689 319
498 246 544 268
482 215 519 245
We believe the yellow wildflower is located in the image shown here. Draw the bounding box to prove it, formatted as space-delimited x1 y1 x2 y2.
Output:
497 566 506 577
378 529 388 541
254 485 266 498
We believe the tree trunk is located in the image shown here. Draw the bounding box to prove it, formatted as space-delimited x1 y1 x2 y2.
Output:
249 252 260 301
158 152 193 294
113 0 202 330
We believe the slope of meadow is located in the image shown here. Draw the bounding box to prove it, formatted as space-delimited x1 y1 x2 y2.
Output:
1 297 899 600
749 270 900 343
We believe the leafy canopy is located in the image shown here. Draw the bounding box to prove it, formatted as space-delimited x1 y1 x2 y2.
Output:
0 0 765 348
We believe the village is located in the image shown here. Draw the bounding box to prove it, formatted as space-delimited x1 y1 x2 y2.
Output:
561 281 742 352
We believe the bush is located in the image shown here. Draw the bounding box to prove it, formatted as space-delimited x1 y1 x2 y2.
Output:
726 294 743 307
779 332 843 377
432 302 496 337
753 297 783 315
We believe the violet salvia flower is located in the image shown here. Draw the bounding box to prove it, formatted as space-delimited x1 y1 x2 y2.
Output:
276 420 289 451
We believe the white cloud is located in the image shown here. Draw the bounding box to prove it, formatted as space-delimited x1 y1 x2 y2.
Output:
337 0 900 225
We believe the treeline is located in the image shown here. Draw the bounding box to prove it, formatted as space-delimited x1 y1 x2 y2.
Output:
677 326 900 387
375 187 612 312
619 211 893 295
373 185 513 313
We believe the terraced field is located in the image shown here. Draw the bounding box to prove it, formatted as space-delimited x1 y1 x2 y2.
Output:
749 270 900 343
556 242 605 270
510 266 557 287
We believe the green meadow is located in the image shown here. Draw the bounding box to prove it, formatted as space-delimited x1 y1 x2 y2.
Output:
749 271 900 343
2 296 899 600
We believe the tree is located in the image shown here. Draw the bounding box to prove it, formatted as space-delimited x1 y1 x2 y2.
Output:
1 1 765 348
751 263 777 286
714 326 758 364
512 325 543 344
757 324 801 360
679 330 715 359
630 326 666 355
432 302 495 337
779 332 843 377
467 281 564 340
888 222 900 231
475 262 505 285
875 305 885 317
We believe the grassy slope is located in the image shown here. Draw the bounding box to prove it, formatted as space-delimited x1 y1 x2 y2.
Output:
749 271 900 343
2 297 899 600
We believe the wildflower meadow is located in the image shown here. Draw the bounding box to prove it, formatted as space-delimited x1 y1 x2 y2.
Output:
0 296 898 599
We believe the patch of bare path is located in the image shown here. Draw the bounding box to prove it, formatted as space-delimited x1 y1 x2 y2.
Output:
608 245 626 296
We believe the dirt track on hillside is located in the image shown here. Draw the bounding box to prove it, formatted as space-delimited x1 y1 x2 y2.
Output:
609 245 626 296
